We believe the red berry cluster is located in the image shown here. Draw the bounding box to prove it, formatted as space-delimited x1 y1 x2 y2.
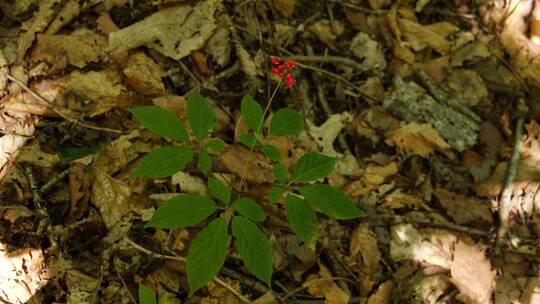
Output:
271 57 297 88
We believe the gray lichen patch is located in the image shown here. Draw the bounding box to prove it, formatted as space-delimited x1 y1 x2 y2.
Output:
383 73 480 152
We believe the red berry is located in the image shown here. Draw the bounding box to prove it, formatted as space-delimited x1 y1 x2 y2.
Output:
271 67 282 76
271 57 281 65
284 60 296 68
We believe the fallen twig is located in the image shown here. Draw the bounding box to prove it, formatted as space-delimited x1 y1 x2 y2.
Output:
497 98 528 245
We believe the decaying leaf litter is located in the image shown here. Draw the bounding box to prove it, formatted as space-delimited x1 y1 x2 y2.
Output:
1 0 540 303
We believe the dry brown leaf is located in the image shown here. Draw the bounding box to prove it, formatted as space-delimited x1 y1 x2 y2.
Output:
191 51 213 76
344 162 398 198
382 189 426 210
0 205 34 223
350 32 387 72
67 69 133 117
391 224 456 268
350 223 381 274
433 189 492 227
450 239 495 304
171 171 209 196
93 130 140 175
0 243 49 304
367 280 393 304
16 140 59 167
252 292 279 304
385 122 452 158
108 0 219 60
414 274 451 304
123 52 166 95
219 145 274 183
205 21 231 68
447 69 488 107
16 0 62 62
305 263 350 304
274 0 296 17
30 29 106 69
398 18 452 54
307 113 360 176
308 19 345 50
68 163 92 224
91 169 132 229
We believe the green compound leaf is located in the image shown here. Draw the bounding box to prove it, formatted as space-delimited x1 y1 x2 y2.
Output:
146 194 218 228
231 198 266 222
292 152 335 182
187 218 228 296
285 194 319 249
239 134 259 147
205 139 226 152
269 108 304 136
241 95 264 134
130 106 189 142
187 92 216 141
268 186 284 204
232 216 273 287
261 144 281 161
208 177 231 205
299 184 364 220
273 162 288 184
197 150 212 175
131 146 194 179
139 284 157 304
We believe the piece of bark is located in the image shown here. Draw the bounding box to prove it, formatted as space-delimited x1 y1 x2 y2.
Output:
383 73 480 152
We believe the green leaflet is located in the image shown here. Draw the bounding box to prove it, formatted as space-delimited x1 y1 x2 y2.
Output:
130 106 189 142
208 177 232 205
261 144 281 161
273 162 288 183
285 194 319 249
197 150 212 175
232 216 273 286
269 108 303 136
187 218 228 296
241 95 264 134
187 92 216 140
299 184 364 220
231 198 266 222
239 134 259 147
205 138 226 152
145 194 218 228
268 186 284 204
292 152 335 182
138 284 157 304
131 146 194 179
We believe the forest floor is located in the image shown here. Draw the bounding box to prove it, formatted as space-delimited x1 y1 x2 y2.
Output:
1 0 540 303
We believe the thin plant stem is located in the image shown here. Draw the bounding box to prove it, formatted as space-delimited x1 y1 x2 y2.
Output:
239 78 282 188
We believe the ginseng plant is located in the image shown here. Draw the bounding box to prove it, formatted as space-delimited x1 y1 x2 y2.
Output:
131 57 364 300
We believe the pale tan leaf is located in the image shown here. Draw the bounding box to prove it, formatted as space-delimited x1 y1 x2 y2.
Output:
0 243 49 304
30 30 106 68
390 224 456 268
91 170 132 229
450 240 495 304
305 263 350 304
350 223 381 274
367 281 393 304
123 52 165 95
274 0 296 17
398 19 453 54
385 122 452 158
108 0 219 60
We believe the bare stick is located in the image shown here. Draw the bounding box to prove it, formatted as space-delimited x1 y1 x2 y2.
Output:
497 98 528 244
